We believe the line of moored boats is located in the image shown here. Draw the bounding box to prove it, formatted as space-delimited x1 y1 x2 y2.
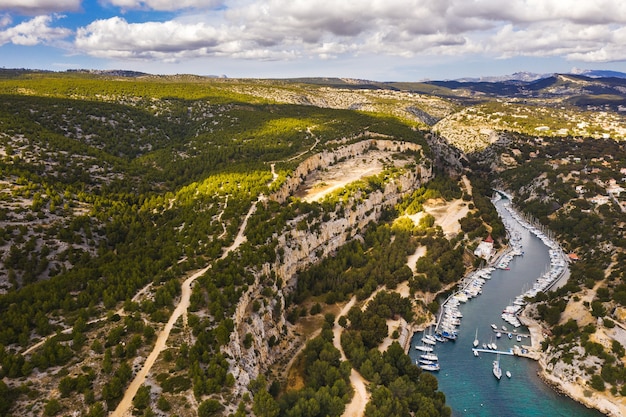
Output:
414 193 567 374
415 332 441 371
500 200 567 308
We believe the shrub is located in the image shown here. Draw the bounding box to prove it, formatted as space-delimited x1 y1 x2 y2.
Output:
590 374 605 391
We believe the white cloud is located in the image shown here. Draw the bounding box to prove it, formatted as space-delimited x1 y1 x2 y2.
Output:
454 0 626 25
0 0 80 15
0 15 72 46
487 21 626 63
567 26 626 62
70 0 626 65
75 16 230 59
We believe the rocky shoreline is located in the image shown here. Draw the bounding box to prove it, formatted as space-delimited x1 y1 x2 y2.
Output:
520 309 625 417
537 365 623 417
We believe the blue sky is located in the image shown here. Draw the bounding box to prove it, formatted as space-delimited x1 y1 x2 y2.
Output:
2 0 626 81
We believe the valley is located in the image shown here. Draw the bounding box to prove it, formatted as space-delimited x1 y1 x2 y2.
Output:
0 69 624 417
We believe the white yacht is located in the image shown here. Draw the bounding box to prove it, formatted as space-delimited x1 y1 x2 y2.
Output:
419 362 440 372
493 354 502 380
415 344 433 352
422 336 437 346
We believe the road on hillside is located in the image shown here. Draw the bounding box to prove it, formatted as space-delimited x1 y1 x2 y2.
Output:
111 200 257 417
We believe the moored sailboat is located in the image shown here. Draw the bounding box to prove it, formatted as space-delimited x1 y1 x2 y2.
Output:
419 362 440 372
415 343 434 352
422 328 437 345
493 353 502 380
420 352 438 362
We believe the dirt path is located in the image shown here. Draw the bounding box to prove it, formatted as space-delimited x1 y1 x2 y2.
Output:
110 266 210 417
332 296 370 417
286 129 319 162
111 200 258 417
333 297 355 361
343 368 370 417
406 245 426 274
22 327 74 356
461 174 472 196
217 195 229 239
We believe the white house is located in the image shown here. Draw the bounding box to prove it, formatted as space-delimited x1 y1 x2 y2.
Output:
474 235 494 260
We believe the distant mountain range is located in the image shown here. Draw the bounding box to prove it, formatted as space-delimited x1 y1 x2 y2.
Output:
455 72 552 83
4 67 626 110
455 69 626 83
419 73 626 109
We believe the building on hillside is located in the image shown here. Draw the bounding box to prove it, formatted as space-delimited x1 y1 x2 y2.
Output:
591 195 610 205
474 234 494 261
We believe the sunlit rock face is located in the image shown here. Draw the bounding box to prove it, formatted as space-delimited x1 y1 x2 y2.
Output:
224 139 432 397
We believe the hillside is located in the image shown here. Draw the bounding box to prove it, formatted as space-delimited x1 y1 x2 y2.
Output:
264 73 626 154
0 71 458 417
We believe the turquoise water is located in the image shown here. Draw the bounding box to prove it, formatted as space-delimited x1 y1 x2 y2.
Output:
409 198 605 417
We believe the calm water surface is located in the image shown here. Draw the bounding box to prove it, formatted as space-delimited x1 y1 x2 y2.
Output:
409 198 605 417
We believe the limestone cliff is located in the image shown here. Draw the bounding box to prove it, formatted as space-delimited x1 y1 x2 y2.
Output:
424 132 466 176
271 138 428 204
223 139 433 398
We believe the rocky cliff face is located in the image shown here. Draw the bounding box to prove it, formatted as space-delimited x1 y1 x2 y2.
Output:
224 264 286 397
223 139 432 397
424 132 466 176
271 138 428 203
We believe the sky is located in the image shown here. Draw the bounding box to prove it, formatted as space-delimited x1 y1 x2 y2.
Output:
2 0 626 81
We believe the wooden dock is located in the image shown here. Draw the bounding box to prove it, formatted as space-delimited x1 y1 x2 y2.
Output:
472 348 515 356
491 329 530 338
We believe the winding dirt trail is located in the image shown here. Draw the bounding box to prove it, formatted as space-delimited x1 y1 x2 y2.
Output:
286 129 319 162
461 174 472 196
333 296 370 417
333 297 355 362
111 201 257 417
